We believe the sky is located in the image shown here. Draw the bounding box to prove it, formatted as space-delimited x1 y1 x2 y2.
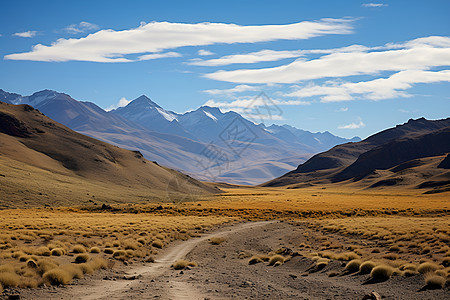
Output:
1 0 449 139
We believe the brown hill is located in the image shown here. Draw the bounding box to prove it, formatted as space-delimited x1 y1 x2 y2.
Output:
263 118 450 193
0 102 219 208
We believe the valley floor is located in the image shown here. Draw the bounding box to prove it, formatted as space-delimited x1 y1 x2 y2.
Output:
0 186 448 299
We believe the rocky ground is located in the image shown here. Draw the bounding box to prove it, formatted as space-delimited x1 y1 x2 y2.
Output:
8 221 448 300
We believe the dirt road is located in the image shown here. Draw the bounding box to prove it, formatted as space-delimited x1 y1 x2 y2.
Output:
18 221 447 299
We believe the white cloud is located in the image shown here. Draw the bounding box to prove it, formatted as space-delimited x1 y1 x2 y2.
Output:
205 36 450 84
63 21 99 34
203 84 261 95
138 51 182 61
204 97 310 109
337 107 349 112
338 117 365 129
188 49 304 66
286 69 450 102
4 19 354 62
13 31 37 38
189 45 371 67
198 49 214 56
362 3 387 7
105 97 131 111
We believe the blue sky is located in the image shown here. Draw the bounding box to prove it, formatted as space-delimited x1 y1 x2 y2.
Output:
1 0 449 138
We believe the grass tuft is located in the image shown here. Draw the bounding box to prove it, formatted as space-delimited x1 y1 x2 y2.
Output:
209 237 225 245
89 247 100 253
74 253 90 264
345 259 362 273
0 272 21 287
171 259 197 270
268 255 285 266
72 245 87 254
151 240 163 249
424 272 445 289
248 256 263 265
51 248 65 256
359 261 376 274
418 262 439 274
370 265 395 280
43 269 72 285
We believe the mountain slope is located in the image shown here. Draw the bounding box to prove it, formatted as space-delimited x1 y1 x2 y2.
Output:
112 95 195 139
264 118 450 193
0 102 219 208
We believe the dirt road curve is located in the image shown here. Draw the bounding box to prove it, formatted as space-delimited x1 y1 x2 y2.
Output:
19 221 447 300
27 221 272 300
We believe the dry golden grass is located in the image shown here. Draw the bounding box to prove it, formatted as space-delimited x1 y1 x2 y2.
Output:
0 185 448 293
424 272 446 289
171 259 197 270
0 208 234 290
209 237 225 245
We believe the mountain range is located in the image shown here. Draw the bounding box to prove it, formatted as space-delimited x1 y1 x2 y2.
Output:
264 117 450 193
0 89 360 185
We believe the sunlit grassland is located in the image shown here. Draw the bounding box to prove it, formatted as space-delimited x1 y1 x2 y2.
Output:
0 185 448 292
0 208 234 289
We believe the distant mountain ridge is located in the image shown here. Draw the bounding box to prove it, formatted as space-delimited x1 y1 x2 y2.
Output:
0 89 360 185
264 117 450 193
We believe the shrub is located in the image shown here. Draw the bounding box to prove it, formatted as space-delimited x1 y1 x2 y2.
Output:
104 248 114 254
89 247 100 253
78 263 94 275
171 260 197 270
345 259 362 273
316 258 329 270
400 263 417 271
152 240 163 249
61 265 83 279
248 256 263 265
72 245 87 253
26 258 38 268
35 246 51 256
89 258 107 270
442 257 450 267
0 272 20 287
209 237 225 245
113 250 127 258
74 253 90 264
382 253 399 260
43 269 72 285
51 248 65 256
418 262 439 274
424 272 445 289
268 255 285 266
359 261 376 274
37 258 59 275
336 252 360 261
370 265 394 280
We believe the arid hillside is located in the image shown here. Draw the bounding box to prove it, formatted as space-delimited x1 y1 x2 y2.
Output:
264 118 450 193
0 102 219 208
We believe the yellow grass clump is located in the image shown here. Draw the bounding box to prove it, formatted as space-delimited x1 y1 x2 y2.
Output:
268 255 285 266
209 237 225 245
424 272 445 289
171 260 197 270
345 259 362 273
370 265 395 280
418 262 439 274
359 261 376 274
43 268 72 285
